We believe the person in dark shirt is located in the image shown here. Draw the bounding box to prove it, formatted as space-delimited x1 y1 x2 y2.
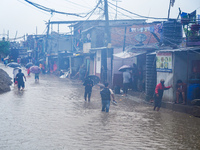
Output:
100 82 116 112
16 69 26 91
83 77 93 102
176 80 187 104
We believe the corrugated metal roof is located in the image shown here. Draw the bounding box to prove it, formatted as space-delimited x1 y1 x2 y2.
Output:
147 46 200 55
113 51 146 59
156 46 200 52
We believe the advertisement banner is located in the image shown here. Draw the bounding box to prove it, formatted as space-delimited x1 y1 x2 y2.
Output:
156 52 172 72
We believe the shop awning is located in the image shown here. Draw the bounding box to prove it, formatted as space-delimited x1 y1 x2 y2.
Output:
147 46 200 55
156 47 200 53
113 51 147 59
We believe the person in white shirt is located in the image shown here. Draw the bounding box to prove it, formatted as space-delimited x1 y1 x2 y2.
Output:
123 69 131 96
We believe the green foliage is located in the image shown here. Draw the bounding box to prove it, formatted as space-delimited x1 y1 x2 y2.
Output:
0 41 10 55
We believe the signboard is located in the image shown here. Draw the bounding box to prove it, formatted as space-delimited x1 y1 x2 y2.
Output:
156 52 172 72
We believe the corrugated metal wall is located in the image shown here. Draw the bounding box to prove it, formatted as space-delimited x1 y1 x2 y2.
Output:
145 54 157 100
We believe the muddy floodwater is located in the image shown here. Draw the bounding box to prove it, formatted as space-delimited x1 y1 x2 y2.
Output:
0 64 200 150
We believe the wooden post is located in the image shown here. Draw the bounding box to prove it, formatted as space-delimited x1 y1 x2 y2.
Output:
103 0 111 83
45 20 50 70
167 0 171 19
123 26 127 52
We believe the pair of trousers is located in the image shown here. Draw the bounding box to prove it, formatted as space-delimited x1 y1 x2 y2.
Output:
123 83 129 94
154 96 162 108
84 92 91 101
101 100 110 112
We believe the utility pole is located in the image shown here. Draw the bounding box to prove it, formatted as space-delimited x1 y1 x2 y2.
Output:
122 26 127 52
45 21 50 54
168 0 175 19
104 0 110 47
45 20 50 71
7 30 9 41
102 0 111 83
112 0 121 20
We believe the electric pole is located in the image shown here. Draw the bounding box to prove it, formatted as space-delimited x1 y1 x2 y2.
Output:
104 0 111 47
102 0 111 83
112 0 121 20
168 0 175 19
45 20 50 70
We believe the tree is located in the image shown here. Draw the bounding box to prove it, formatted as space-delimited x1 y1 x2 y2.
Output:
0 40 10 55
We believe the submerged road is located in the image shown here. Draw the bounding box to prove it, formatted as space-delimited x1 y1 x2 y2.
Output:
0 64 200 150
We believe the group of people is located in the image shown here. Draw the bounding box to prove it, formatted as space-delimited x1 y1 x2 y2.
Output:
83 76 188 113
13 65 41 91
121 63 190 111
122 63 144 96
83 76 116 112
153 79 188 111
11 60 191 113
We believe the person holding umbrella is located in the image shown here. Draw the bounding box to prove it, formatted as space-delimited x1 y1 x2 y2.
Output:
30 66 41 82
16 69 26 91
83 76 94 102
118 65 132 96
26 62 33 76
123 69 131 96
35 73 39 82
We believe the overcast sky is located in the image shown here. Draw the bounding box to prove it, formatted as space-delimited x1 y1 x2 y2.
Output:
1 0 199 39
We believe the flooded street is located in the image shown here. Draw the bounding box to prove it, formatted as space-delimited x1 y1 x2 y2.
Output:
1 64 200 150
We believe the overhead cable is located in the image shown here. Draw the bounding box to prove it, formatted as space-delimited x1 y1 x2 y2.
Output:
108 3 133 19
47 0 102 36
108 1 168 20
24 0 97 18
62 0 92 10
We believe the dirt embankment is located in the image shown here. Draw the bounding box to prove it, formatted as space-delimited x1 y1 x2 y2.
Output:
0 69 12 93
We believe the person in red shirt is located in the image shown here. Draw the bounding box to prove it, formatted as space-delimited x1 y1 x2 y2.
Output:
27 67 30 76
154 79 172 111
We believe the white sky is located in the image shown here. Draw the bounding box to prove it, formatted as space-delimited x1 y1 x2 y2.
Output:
0 0 200 39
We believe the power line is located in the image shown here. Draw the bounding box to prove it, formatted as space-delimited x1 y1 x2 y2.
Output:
62 0 93 10
108 3 133 19
17 0 50 16
108 1 168 20
46 0 102 44
24 0 93 18
9 35 25 41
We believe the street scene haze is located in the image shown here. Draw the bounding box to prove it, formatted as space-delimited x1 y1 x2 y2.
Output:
0 0 200 149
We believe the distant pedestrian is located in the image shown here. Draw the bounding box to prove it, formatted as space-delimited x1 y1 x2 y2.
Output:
4 59 8 66
100 82 116 112
123 69 131 96
176 80 187 104
83 77 93 101
27 67 30 76
16 69 26 91
132 63 138 91
154 79 172 111
35 73 39 82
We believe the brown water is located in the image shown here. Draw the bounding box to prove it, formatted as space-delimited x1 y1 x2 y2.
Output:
0 64 200 150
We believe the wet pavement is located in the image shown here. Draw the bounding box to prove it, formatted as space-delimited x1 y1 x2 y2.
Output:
0 64 200 150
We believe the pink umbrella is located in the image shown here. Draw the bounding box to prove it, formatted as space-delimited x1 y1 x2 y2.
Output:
30 66 41 74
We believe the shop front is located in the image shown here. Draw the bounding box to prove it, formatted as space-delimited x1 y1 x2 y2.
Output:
155 47 200 104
